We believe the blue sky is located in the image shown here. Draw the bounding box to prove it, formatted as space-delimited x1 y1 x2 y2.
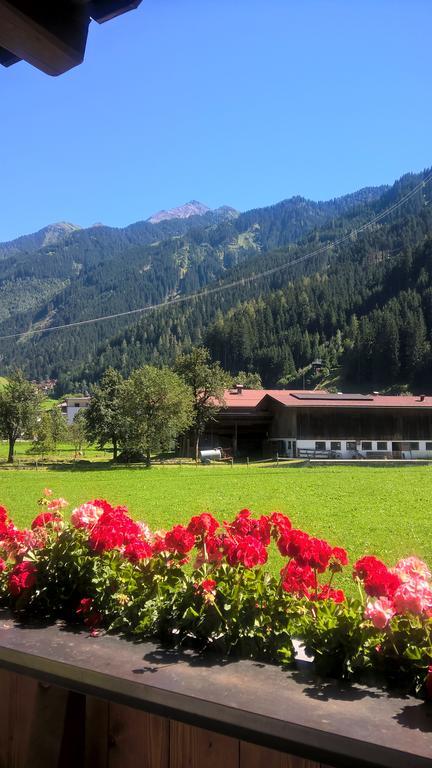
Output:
1 0 431 241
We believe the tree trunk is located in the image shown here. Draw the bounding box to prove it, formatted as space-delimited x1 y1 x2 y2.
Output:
194 430 200 463
146 447 151 467
112 437 118 461
7 438 15 464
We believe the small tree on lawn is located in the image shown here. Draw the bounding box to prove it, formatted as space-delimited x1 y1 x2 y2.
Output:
32 412 52 460
49 405 68 450
69 411 88 457
85 368 125 460
174 347 230 460
33 407 68 460
121 366 193 466
0 371 43 463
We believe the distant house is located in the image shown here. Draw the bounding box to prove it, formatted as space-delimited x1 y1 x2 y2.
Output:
199 387 432 459
60 396 91 425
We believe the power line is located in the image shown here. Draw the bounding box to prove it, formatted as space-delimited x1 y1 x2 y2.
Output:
1 171 431 343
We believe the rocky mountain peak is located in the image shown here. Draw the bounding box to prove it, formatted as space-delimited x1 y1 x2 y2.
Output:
147 200 211 224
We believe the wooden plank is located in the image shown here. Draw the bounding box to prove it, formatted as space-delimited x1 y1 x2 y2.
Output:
0 669 14 767
0 0 88 75
85 697 109 768
170 721 239 768
240 741 321 768
57 691 86 768
108 703 169 768
10 673 40 768
13 676 73 768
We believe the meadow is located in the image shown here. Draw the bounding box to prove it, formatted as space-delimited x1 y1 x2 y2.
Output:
0 458 429 594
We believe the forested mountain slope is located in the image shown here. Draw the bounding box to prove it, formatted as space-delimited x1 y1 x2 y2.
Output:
50 169 432 393
0 184 387 381
0 222 81 260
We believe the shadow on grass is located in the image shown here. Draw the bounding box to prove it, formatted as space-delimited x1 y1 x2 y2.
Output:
0 460 154 472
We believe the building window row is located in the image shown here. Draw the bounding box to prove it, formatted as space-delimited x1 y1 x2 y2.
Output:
314 440 429 452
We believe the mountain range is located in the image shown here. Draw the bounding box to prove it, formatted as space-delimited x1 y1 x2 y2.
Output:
0 171 431 395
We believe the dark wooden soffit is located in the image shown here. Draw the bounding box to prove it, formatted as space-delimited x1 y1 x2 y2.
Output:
0 0 143 76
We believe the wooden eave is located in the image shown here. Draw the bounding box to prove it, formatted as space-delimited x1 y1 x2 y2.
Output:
0 0 143 76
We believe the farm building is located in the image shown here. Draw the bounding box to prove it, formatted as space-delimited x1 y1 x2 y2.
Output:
59 396 91 425
199 386 432 459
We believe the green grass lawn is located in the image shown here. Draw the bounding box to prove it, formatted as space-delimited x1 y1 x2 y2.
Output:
0 440 111 464
0 463 429 594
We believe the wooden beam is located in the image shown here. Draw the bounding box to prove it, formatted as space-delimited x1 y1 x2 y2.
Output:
90 0 143 24
0 44 19 66
0 0 89 76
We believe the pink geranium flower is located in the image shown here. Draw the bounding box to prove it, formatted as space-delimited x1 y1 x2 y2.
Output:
71 503 104 529
393 581 432 615
364 597 396 629
47 498 68 511
393 556 431 584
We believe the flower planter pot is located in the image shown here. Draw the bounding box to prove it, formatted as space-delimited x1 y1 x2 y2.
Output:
0 614 430 768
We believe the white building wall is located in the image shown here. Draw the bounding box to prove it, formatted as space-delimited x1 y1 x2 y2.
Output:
63 401 90 425
296 439 432 459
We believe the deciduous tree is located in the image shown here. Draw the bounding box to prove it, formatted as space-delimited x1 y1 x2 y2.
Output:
121 366 193 466
0 371 43 463
174 348 230 460
85 368 125 460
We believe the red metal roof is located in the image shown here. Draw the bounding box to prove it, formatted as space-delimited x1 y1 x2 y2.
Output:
221 389 432 409
222 389 304 408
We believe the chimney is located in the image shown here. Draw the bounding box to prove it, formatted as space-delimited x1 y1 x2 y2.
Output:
236 383 244 395
419 395 426 402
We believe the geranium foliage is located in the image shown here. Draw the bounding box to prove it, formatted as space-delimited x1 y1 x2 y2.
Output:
0 490 431 700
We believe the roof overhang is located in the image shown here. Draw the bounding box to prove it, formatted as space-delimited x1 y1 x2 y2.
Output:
0 0 143 76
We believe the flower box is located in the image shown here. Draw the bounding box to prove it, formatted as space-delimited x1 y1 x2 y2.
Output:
0 613 430 768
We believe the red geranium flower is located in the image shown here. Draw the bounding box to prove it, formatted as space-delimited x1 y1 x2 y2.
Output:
88 506 143 553
200 578 217 592
277 529 310 560
88 499 115 515
354 556 401 598
165 525 195 555
354 555 386 580
364 570 401 599
224 510 271 545
270 512 292 537
8 561 37 597
124 539 153 563
329 547 349 572
307 537 333 572
76 597 102 629
229 535 268 568
31 512 62 530
187 513 219 537
203 534 224 563
280 560 316 597
317 585 346 603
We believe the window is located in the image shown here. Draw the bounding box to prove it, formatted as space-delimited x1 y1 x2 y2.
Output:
330 441 341 451
377 441 387 451
361 441 372 451
346 441 357 450
426 442 432 451
74 402 81 408
315 441 326 450
409 442 419 451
